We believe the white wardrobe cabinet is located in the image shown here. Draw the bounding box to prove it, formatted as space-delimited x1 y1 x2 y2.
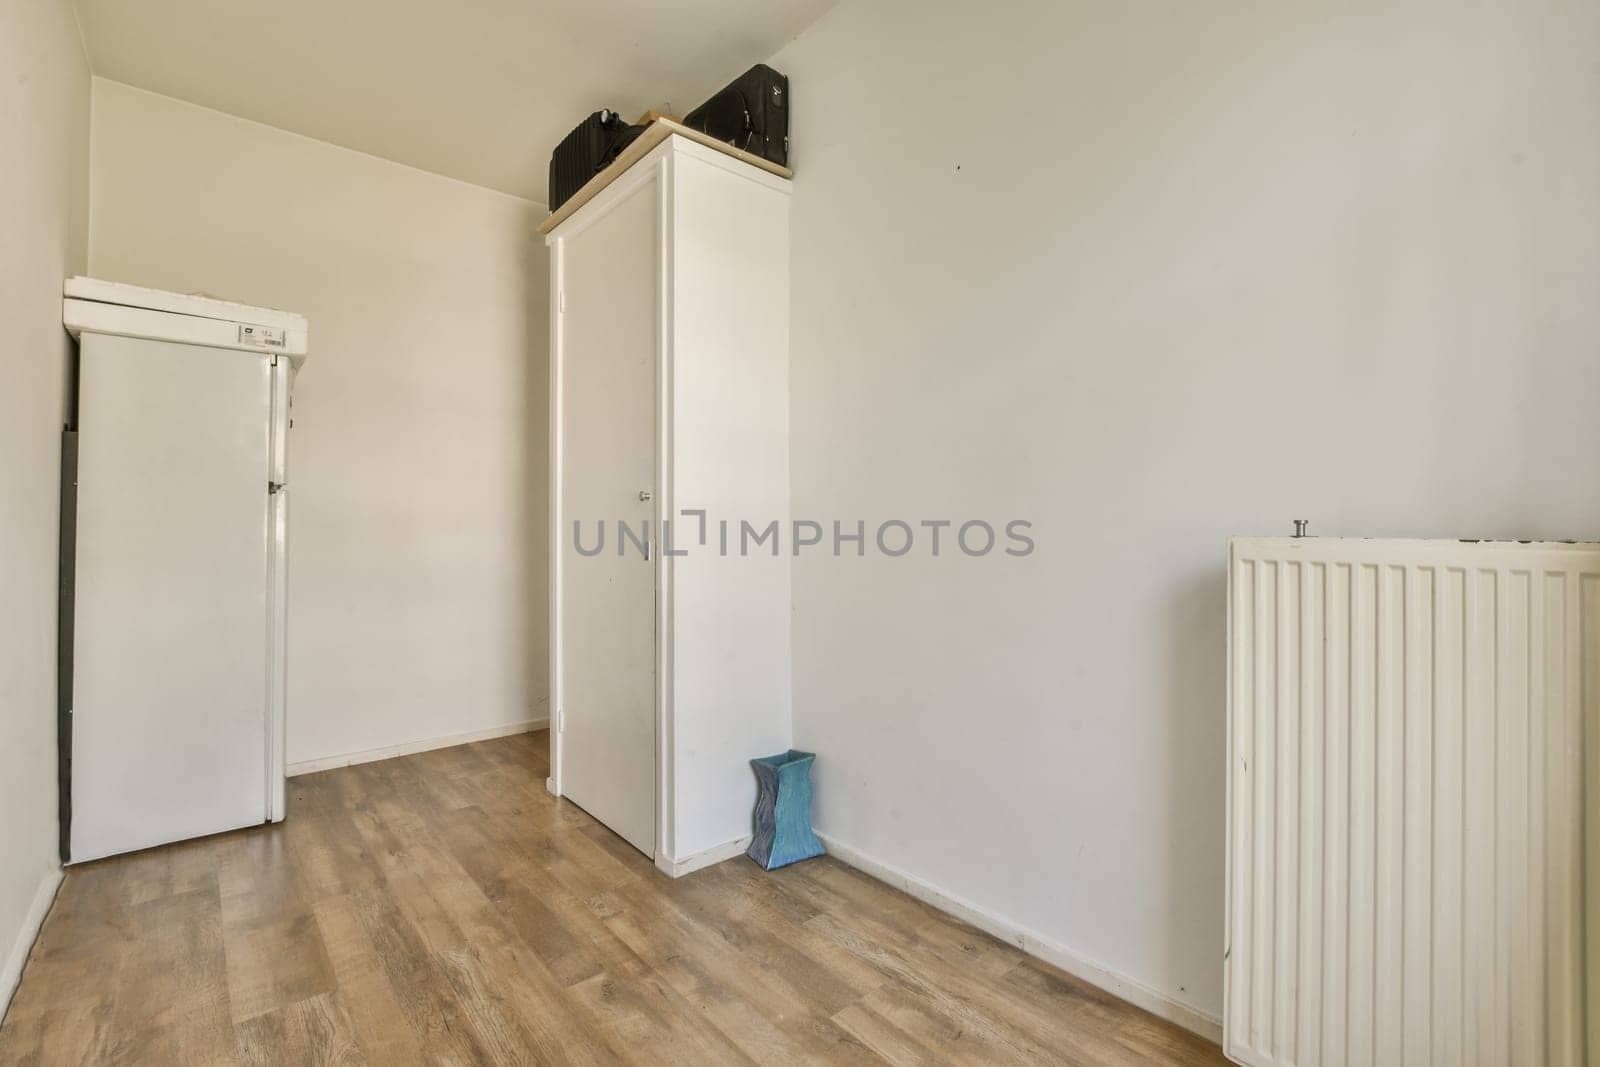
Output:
544 130 793 876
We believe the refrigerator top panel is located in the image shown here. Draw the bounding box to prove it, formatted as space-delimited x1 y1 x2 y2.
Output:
62 276 308 367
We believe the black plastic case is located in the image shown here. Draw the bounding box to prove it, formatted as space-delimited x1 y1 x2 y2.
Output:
683 64 789 167
548 110 646 211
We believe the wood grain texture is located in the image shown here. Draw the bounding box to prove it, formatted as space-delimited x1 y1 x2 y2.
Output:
0 732 1224 1065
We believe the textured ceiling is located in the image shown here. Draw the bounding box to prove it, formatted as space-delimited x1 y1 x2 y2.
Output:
74 0 833 203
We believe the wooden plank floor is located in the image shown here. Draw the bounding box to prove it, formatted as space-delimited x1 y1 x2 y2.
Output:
0 732 1224 1065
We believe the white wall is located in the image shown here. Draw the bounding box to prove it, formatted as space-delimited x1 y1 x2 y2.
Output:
773 0 1600 1033
0 0 89 1012
89 80 549 769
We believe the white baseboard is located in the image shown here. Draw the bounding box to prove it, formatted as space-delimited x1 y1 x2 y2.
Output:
655 835 752 878
286 718 548 777
814 831 1222 1044
1 868 64 1022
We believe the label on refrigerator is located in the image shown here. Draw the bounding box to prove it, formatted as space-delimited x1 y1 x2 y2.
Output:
238 323 286 349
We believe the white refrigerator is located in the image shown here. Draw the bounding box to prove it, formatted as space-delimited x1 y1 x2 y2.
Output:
60 277 307 863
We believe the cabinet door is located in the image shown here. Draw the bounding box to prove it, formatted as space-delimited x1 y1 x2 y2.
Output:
555 177 658 857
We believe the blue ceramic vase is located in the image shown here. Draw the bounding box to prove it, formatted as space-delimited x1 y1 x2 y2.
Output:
748 750 825 870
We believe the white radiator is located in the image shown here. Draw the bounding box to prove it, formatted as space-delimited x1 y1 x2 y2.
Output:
1225 538 1599 1067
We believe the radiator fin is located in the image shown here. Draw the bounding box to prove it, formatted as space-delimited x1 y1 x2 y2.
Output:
1226 539 1598 1067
